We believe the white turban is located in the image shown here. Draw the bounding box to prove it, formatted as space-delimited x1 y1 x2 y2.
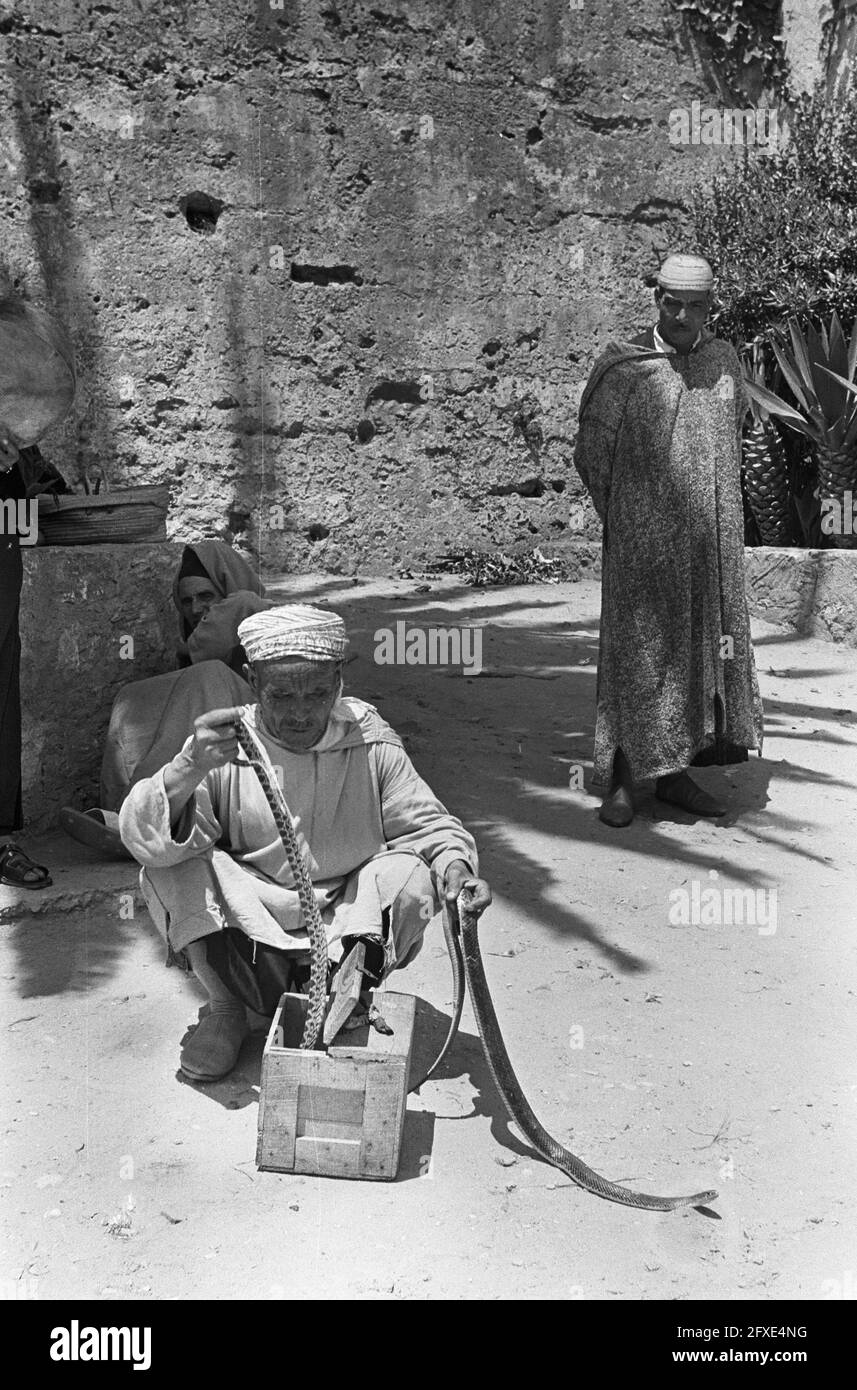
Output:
656 253 714 291
238 604 348 664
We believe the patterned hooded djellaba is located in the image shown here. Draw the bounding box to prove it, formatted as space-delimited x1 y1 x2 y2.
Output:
573 328 764 786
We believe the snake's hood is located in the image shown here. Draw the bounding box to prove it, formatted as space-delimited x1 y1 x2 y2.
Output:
241 696 404 754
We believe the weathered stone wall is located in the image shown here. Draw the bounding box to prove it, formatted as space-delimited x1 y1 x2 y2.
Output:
20 542 183 828
1 0 740 574
744 547 857 647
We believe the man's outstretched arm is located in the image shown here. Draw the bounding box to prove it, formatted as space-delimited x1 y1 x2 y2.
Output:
376 740 492 915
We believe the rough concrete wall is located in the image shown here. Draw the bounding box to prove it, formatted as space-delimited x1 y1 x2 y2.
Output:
20 542 183 828
1 0 732 574
782 0 827 93
744 547 857 647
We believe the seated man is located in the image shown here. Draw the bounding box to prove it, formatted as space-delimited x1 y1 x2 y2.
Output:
172 540 270 676
61 539 271 855
119 604 492 1082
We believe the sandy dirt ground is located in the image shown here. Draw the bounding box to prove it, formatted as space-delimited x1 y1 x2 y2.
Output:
1 577 856 1302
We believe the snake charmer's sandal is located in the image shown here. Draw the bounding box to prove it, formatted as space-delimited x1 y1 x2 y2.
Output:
59 807 134 861
323 934 389 1043
0 843 53 889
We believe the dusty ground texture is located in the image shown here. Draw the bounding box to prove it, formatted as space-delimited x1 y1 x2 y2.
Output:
2 577 856 1301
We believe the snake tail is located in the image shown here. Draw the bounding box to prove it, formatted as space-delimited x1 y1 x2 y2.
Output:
456 899 718 1213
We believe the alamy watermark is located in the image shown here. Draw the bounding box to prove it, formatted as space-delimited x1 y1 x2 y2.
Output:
668 869 777 936
50 1320 151 1370
0 497 38 545
374 621 483 675
820 491 857 538
669 101 779 149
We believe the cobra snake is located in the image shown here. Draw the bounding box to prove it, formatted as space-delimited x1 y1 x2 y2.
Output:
235 714 717 1212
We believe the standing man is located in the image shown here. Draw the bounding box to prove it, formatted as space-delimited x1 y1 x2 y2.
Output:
0 296 76 886
573 253 763 827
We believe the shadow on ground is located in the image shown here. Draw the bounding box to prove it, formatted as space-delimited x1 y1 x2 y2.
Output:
9 581 851 995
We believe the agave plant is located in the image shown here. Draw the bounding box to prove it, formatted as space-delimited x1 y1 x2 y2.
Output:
740 346 794 546
744 313 857 549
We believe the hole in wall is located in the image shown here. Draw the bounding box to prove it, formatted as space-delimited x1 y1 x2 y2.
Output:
290 263 363 286
27 178 62 202
178 191 225 234
365 379 423 406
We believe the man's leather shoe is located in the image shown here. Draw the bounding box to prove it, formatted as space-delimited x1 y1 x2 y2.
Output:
656 771 725 818
599 784 634 827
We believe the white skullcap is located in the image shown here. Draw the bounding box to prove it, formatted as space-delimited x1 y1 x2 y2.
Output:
238 604 348 664
656 253 714 291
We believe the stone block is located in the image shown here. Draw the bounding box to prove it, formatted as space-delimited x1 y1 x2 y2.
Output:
744 546 857 648
20 542 184 830
810 552 857 647
743 547 820 632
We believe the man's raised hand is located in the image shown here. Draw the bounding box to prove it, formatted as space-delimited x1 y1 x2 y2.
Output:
188 706 244 774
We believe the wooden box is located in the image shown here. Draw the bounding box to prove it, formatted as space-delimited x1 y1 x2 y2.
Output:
256 991 415 1180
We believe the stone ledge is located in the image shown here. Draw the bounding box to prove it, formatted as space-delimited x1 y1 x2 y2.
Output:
744 547 857 648
0 832 142 923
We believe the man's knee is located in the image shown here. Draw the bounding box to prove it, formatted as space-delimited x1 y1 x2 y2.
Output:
140 856 225 955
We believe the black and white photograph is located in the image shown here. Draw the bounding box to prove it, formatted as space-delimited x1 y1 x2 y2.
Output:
1 0 855 1345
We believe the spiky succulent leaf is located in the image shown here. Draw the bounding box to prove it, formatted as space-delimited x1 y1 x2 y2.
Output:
828 311 849 380
771 339 815 415
788 319 818 396
848 316 857 382
744 379 819 439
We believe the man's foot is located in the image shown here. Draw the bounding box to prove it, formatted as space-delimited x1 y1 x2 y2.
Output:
180 1002 248 1081
599 784 634 828
0 843 52 889
655 771 726 818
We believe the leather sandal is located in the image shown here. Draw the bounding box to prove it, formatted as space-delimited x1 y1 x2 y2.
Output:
0 843 52 889
323 934 387 1044
59 807 134 861
655 771 726 818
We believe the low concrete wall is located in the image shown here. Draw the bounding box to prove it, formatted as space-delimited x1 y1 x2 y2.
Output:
20 542 183 830
744 548 857 648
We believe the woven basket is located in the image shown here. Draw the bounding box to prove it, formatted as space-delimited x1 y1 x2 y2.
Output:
36 485 170 546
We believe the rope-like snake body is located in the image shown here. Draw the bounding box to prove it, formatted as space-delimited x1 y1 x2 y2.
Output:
233 716 328 1050
450 897 718 1212
236 712 717 1210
